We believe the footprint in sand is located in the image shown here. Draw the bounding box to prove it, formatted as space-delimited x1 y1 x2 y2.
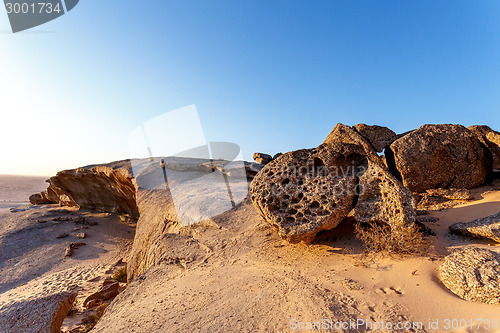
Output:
376 286 405 295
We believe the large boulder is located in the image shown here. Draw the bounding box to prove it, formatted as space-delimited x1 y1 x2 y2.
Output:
0 291 77 333
250 123 416 244
449 211 500 243
387 124 492 193
250 144 366 244
439 248 500 305
468 125 500 170
353 124 397 153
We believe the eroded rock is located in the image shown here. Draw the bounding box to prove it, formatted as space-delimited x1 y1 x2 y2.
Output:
250 123 416 244
449 211 500 243
250 144 364 244
253 153 273 165
0 291 77 333
353 124 397 153
84 282 121 308
354 159 416 229
30 160 139 218
439 248 500 305
388 124 491 192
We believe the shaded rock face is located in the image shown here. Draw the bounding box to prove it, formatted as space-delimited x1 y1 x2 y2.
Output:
250 123 416 244
0 291 76 333
30 160 139 218
353 123 397 153
388 124 492 193
449 211 500 243
439 248 500 305
468 125 500 170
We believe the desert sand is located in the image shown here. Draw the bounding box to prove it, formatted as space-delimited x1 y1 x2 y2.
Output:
1 172 500 332
0 175 47 213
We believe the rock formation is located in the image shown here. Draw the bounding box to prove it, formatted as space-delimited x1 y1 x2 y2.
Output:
439 248 500 305
250 144 364 244
0 291 77 333
353 123 397 153
387 124 492 192
253 153 273 165
30 160 139 218
449 211 500 243
250 123 416 244
468 125 500 170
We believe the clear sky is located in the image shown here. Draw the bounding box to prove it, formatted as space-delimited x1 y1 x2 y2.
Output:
1 0 499 176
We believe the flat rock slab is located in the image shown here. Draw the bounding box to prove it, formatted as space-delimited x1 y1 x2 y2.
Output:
449 211 500 243
439 248 500 305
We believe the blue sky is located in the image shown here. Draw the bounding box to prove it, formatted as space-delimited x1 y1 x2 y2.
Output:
1 1 500 175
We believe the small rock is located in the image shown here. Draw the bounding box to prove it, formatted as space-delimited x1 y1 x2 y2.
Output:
76 232 86 239
89 221 98 226
53 216 71 222
449 211 500 243
36 220 47 223
253 153 273 165
56 233 69 239
64 245 73 257
273 152 283 160
439 248 500 305
83 282 120 308
73 217 86 223
416 216 439 223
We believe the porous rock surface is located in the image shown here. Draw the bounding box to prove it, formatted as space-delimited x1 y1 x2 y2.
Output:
449 211 500 243
388 124 491 192
250 123 416 244
353 123 397 153
468 125 500 170
250 144 365 244
0 291 76 333
439 248 500 305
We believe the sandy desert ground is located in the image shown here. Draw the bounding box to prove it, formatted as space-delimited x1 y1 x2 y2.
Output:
0 175 48 213
0 175 499 333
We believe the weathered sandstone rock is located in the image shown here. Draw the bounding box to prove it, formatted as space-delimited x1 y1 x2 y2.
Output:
253 153 273 165
468 125 500 170
449 211 500 243
354 159 416 229
250 123 416 243
84 282 120 308
439 248 500 305
353 123 397 153
0 291 77 333
250 144 365 244
388 124 491 192
30 160 139 218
